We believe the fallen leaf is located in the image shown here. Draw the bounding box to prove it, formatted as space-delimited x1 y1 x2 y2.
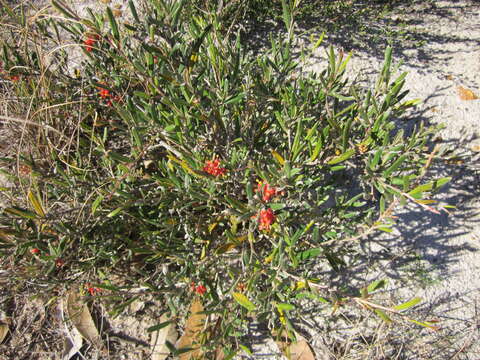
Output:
177 298 206 360
112 9 122 17
151 314 178 360
457 86 478 100
0 323 8 344
62 326 83 360
274 330 316 360
59 300 83 360
286 340 316 360
66 291 102 348
471 145 480 152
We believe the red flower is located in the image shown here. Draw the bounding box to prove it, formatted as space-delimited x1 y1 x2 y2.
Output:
84 37 97 52
195 285 207 295
83 35 99 52
259 208 275 231
98 88 110 99
10 75 20 82
203 159 226 177
87 286 101 296
30 248 40 255
257 181 277 202
55 258 65 268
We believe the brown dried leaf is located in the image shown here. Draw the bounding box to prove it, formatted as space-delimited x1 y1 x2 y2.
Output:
177 298 206 360
286 340 316 360
274 331 316 360
151 314 178 360
66 291 102 348
59 299 83 360
62 327 83 360
0 323 8 344
457 86 478 101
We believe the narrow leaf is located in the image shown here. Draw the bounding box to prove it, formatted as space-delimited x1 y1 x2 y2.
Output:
4 207 37 219
106 7 120 41
367 279 386 293
383 154 407 177
28 190 46 217
232 292 256 312
271 150 285 165
393 297 422 311
327 149 355 165
374 309 392 323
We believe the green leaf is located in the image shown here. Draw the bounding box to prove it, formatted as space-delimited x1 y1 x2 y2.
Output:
232 292 256 312
298 248 321 261
92 195 104 215
383 154 407 177
327 149 355 165
409 177 451 196
276 303 295 312
379 195 386 214
224 93 245 105
106 7 120 41
374 309 392 323
394 297 422 311
309 139 323 162
370 148 383 170
408 319 440 330
4 207 37 219
147 320 173 332
128 0 139 22
239 344 252 356
107 151 132 163
51 0 78 19
107 207 124 218
367 279 387 293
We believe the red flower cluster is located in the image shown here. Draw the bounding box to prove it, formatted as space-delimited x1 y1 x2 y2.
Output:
30 248 40 255
86 286 101 296
257 181 277 202
190 281 207 295
203 159 226 177
259 208 275 231
99 88 110 99
97 86 121 106
84 36 97 52
195 284 207 295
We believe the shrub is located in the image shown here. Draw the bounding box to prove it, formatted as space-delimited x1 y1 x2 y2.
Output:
0 0 449 356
